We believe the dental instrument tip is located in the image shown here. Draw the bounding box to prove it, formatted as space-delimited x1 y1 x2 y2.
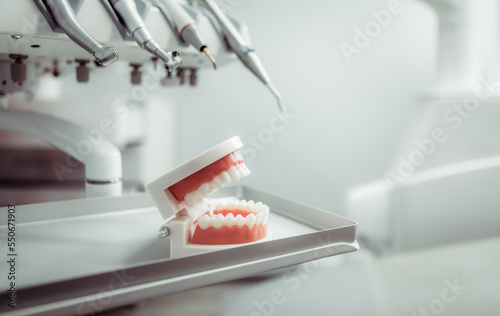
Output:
267 82 285 113
203 47 217 69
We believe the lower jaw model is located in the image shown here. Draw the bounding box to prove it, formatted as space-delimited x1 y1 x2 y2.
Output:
192 199 270 245
146 136 270 256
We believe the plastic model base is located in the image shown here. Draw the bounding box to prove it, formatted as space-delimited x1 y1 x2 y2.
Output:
0 185 357 316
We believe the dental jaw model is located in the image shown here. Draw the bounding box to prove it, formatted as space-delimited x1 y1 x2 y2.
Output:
193 199 269 245
146 136 270 257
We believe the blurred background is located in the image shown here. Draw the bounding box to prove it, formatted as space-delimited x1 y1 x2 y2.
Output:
178 0 436 214
1 0 437 213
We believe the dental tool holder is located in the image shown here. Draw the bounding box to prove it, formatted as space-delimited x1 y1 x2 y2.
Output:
0 0 238 92
0 0 282 109
0 0 282 204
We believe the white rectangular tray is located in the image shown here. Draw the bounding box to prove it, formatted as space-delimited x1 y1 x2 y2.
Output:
0 185 358 316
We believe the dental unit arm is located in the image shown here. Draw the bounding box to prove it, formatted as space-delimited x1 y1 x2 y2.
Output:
0 110 122 197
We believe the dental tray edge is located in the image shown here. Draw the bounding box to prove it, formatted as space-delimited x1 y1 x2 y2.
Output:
0 185 358 316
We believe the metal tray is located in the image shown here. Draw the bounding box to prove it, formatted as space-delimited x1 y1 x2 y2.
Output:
0 185 358 316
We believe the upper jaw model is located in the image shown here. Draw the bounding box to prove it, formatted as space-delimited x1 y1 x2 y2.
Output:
146 136 271 257
168 149 251 208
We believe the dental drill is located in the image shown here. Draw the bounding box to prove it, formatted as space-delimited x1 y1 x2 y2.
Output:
157 0 217 69
43 0 119 66
198 0 284 112
111 0 183 72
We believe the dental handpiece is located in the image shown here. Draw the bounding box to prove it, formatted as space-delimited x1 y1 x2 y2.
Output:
44 0 119 66
158 0 216 69
112 0 182 72
197 0 284 112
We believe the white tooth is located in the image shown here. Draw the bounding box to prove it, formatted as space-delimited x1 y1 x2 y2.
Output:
248 200 255 210
245 213 256 229
233 150 243 161
241 164 249 177
220 172 232 185
239 200 248 211
235 214 245 227
213 175 225 187
255 212 264 225
197 214 211 230
233 199 241 208
228 165 241 181
208 181 218 193
263 208 269 223
255 201 263 213
215 202 224 211
196 190 205 204
199 183 211 196
241 163 251 175
184 191 197 207
211 213 225 229
196 191 205 205
225 213 235 227
236 164 246 177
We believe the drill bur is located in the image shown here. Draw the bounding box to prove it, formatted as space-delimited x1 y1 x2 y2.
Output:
203 47 217 69
267 82 285 113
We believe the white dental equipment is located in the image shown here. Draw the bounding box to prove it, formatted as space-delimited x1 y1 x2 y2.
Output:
0 109 122 197
346 0 500 253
